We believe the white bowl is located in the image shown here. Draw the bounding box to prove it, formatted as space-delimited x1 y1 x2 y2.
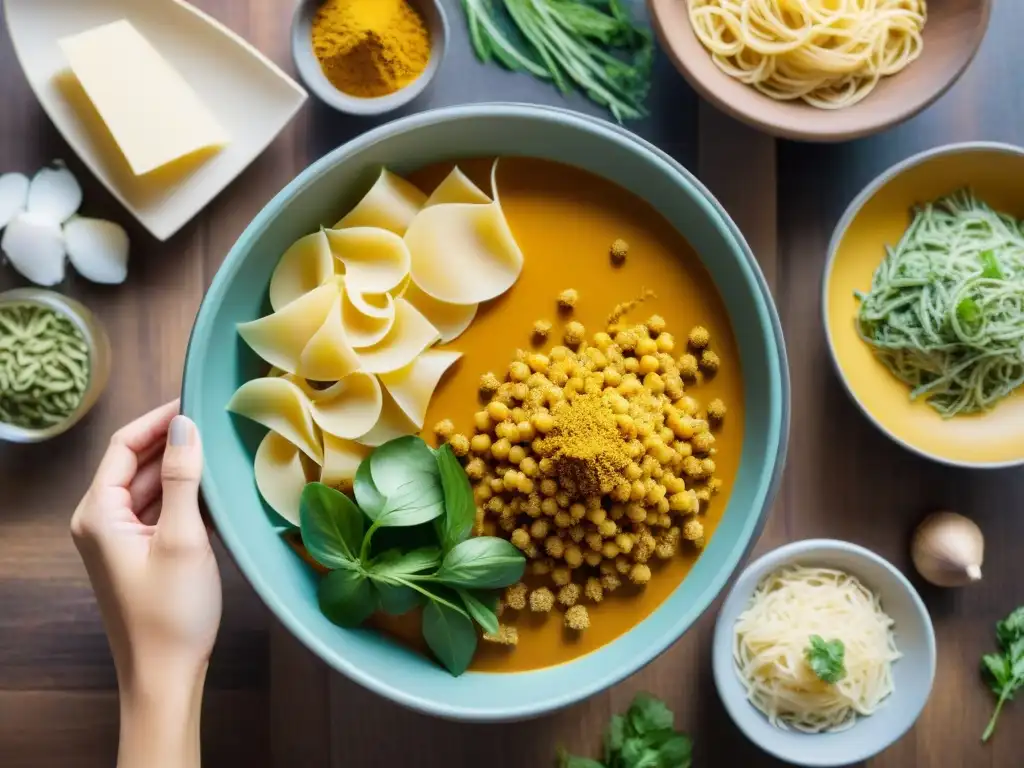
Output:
712 539 936 767
3 0 307 241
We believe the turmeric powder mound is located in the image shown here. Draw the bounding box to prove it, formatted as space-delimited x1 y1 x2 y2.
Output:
539 394 630 497
311 0 430 98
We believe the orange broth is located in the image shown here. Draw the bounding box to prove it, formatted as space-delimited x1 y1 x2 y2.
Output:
357 157 745 672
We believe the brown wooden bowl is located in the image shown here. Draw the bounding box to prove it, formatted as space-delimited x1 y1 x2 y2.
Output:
648 0 992 142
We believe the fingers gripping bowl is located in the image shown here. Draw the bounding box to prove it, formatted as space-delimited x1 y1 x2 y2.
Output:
181 104 788 720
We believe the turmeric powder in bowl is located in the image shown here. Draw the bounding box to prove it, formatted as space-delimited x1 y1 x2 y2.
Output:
311 0 431 98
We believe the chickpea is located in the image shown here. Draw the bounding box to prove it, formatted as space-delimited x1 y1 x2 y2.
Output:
624 357 640 373
626 503 647 523
530 519 550 540
639 355 660 375
643 372 665 394
486 401 510 423
532 319 552 341
520 456 539 477
616 556 633 575
700 349 720 374
541 497 559 517
540 478 558 497
503 469 520 491
601 541 621 559
507 445 525 465
630 480 647 501
555 491 571 508
489 477 505 494
585 531 603 552
509 361 530 382
604 367 623 387
625 462 643 481
511 528 531 550
691 431 716 454
545 536 565 558
598 519 618 538
527 353 550 373
683 518 705 541
592 331 613 349
701 457 716 475
646 315 667 335
706 398 727 423
490 437 511 461
449 434 470 457
612 482 631 502
512 382 530 401
564 544 584 568
636 337 658 357
615 533 634 554
517 421 536 442
496 421 520 443
558 288 579 310
531 410 554 434
688 325 710 349
669 491 696 513
586 507 607 525
630 564 652 585
470 433 492 454
552 567 572 587
516 475 535 494
474 485 492 504
524 495 542 518
569 503 587 521
678 353 699 380
554 510 572 528
564 321 586 347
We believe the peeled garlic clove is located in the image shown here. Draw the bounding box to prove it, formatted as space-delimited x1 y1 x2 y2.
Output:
65 216 129 284
27 162 82 225
0 172 29 229
911 510 984 587
1 211 65 286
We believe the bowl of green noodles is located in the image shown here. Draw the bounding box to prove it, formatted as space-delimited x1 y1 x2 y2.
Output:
823 142 1024 468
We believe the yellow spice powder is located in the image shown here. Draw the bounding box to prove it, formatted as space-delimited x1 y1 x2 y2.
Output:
538 393 631 497
311 0 430 98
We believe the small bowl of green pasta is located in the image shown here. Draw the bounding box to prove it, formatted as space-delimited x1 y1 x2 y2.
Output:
0 288 111 443
823 142 1024 468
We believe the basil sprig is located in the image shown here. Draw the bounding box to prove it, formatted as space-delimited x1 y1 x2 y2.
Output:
297 436 525 676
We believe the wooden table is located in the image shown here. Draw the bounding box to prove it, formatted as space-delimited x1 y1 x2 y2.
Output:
1 1 1022 765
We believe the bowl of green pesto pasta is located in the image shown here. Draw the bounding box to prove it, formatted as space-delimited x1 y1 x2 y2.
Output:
0 288 111 443
823 142 1024 468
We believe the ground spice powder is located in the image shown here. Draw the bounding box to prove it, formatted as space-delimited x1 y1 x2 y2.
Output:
539 393 630 497
311 0 430 98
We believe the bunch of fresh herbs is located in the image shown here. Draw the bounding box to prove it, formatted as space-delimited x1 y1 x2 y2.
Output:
805 635 847 685
461 0 654 122
557 693 692 767
981 606 1024 742
299 435 525 676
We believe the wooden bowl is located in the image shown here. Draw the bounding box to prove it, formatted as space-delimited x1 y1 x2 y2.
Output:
648 0 992 142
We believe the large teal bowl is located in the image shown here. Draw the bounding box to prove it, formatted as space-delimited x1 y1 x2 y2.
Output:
182 104 789 721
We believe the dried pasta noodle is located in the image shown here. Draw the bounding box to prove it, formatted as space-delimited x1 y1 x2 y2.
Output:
688 0 927 109
732 566 900 733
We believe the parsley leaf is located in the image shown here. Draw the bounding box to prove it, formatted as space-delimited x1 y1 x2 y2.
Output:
982 606 1024 742
805 635 847 685
557 693 691 768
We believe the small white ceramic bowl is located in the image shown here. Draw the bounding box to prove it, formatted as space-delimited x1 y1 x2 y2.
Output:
713 539 936 767
291 0 448 116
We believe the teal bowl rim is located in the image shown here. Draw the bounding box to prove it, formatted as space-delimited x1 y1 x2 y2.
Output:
821 140 1024 470
711 538 937 766
182 103 790 721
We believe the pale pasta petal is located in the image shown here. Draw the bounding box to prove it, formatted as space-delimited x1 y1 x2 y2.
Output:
402 279 478 343
335 169 426 235
269 230 334 312
227 377 323 464
355 388 419 447
327 226 411 297
380 350 462 428
237 282 338 373
298 295 361 382
341 281 395 348
424 166 491 207
321 434 371 490
307 372 383 440
254 431 309 526
357 298 440 374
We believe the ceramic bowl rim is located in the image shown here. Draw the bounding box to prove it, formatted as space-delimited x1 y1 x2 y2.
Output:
182 102 790 721
821 140 1024 470
711 538 937 767
290 0 448 116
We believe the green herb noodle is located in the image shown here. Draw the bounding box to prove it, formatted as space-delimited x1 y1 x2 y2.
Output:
854 190 1024 417
0 303 90 429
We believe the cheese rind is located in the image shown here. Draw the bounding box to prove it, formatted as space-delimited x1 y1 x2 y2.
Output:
59 19 230 176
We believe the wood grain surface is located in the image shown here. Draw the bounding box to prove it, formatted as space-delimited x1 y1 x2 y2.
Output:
0 1 1021 766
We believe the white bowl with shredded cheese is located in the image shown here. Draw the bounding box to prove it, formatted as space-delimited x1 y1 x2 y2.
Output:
712 540 936 767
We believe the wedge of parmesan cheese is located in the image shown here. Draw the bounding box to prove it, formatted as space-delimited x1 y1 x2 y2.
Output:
58 20 229 176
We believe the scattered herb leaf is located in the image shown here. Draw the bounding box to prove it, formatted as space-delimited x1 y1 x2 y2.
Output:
373 481 446 528
461 0 653 123
980 250 1003 279
436 443 476 551
299 482 364 569
436 537 526 589
981 606 1024 742
318 568 375 628
956 297 982 327
370 547 443 578
456 588 500 636
374 581 424 615
369 435 437 496
422 599 478 677
805 635 846 685
558 693 692 768
353 459 385 518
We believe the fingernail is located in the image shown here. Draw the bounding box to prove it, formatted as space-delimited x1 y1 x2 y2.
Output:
169 416 191 447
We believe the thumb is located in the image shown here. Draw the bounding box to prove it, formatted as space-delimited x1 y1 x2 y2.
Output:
156 415 206 548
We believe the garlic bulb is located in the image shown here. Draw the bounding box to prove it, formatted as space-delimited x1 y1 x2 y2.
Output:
911 511 984 587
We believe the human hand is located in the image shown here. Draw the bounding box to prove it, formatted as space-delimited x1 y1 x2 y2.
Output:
71 400 222 692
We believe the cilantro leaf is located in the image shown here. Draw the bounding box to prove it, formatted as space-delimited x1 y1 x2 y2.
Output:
982 606 1024 742
805 635 847 684
627 692 675 735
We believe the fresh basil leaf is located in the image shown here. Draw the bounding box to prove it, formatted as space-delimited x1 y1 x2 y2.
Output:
980 250 1003 279
555 747 604 768
627 692 674 736
299 482 365 569
318 569 375 628
436 537 526 589
956 297 981 326
456 588 500 635
370 435 437 496
370 547 442 579
436 443 475 551
375 582 423 615
421 599 477 676
354 458 385 519
376 480 445 528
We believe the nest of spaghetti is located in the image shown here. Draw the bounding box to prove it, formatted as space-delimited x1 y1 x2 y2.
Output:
437 308 727 634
